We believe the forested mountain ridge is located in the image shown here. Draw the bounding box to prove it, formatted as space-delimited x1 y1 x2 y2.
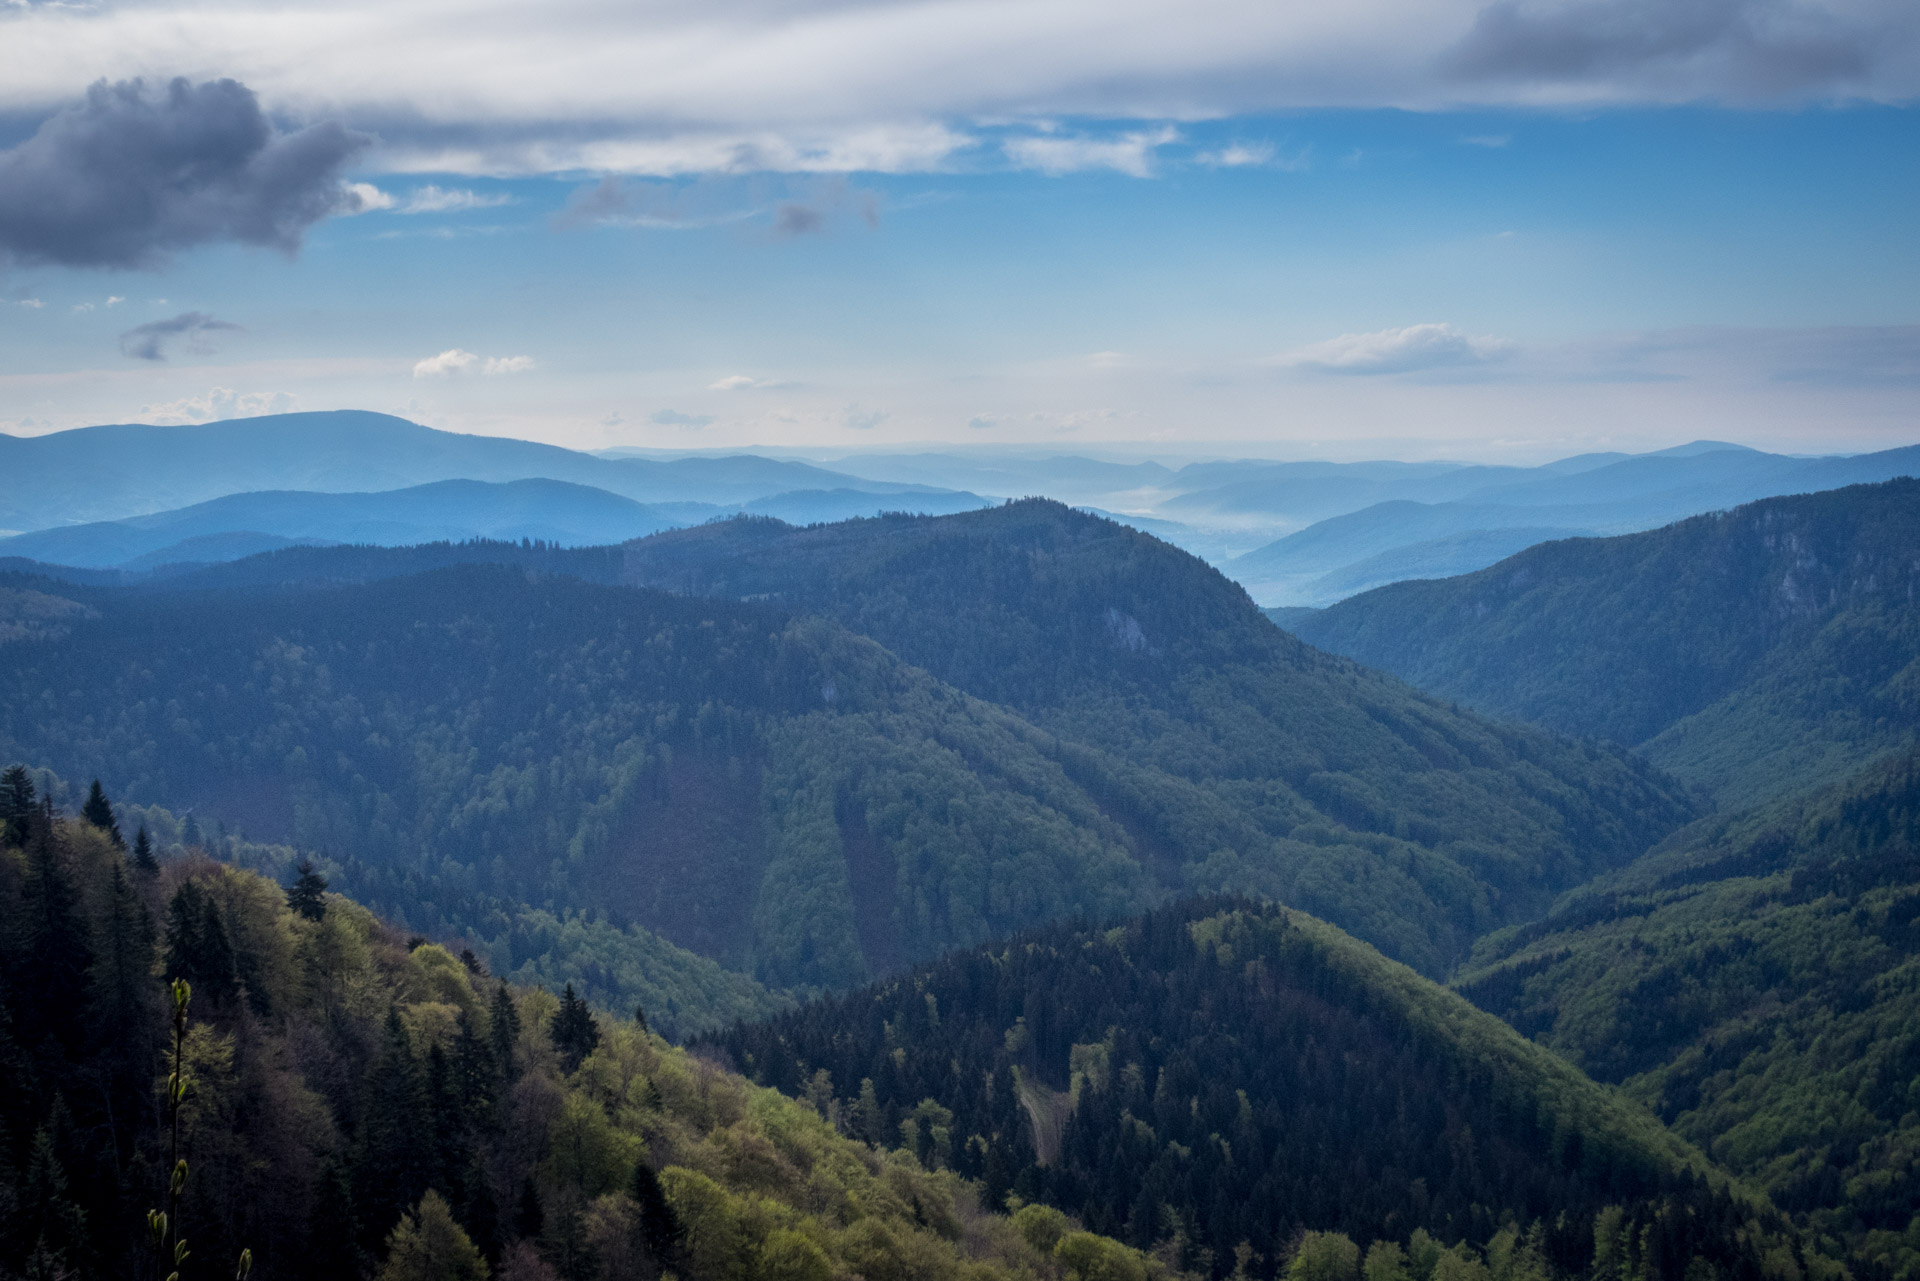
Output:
1453 749 1920 1278
0 502 1696 981
617 501 1697 970
0 795 1181 1281
710 897 1797 1281
1291 479 1920 805
0 563 1173 991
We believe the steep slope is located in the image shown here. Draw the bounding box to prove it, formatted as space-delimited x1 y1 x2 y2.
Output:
713 898 1779 1280
0 808 1168 1281
1292 480 1920 804
0 564 1169 990
0 411 934 530
1454 751 1920 1277
618 502 1696 973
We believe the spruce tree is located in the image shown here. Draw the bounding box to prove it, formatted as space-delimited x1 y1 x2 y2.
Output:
131 824 159 873
0 764 35 846
19 822 95 1054
354 1008 431 1256
180 813 202 849
549 983 599 1073
286 859 328 921
630 1160 684 1267
489 983 522 1085
80 779 123 848
164 882 239 1007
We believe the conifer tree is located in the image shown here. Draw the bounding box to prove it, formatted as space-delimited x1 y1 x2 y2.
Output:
489 983 522 1085
19 822 94 1054
0 764 35 846
355 1008 431 1255
132 824 159 873
549 983 599 1073
165 882 239 1008
81 778 123 847
630 1160 683 1268
180 813 202 849
286 859 328 921
93 861 158 1123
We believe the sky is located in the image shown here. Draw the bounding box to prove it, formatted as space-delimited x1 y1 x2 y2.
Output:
0 0 1916 462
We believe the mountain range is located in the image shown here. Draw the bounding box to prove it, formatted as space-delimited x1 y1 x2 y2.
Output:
7 414 1917 606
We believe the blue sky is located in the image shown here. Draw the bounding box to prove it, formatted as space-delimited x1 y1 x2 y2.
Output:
0 0 1916 460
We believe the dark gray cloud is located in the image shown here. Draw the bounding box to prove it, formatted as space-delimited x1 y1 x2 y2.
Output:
1448 0 1879 98
119 311 242 361
773 203 825 236
0 77 369 270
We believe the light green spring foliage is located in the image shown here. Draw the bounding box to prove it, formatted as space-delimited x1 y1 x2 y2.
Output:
376 1191 489 1281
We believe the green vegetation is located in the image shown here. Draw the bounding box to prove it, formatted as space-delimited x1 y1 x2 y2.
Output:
618 500 1697 972
1290 480 1920 806
1455 751 1920 1278
0 499 1694 984
710 899 1788 1280
0 796 1177 1281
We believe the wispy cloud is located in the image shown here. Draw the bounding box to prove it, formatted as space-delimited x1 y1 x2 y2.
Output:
650 409 714 427
139 387 296 425
119 311 242 361
1279 323 1517 374
1004 127 1180 177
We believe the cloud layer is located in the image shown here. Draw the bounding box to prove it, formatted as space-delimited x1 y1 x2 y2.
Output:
0 77 366 268
1 1 1910 178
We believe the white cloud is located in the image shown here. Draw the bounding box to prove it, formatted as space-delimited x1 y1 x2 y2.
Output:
413 348 480 377
413 349 534 377
344 181 396 212
105 295 124 306
17 298 43 308
71 302 93 313
1280 323 1518 374
139 387 297 425
1004 126 1180 177
709 374 762 390
1198 142 1270 167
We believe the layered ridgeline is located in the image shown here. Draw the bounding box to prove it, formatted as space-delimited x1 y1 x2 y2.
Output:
617 500 1693 972
0 411 965 532
0 503 1693 987
1291 480 1920 806
710 898 1792 1281
0 798 1172 1281
1455 751 1920 1279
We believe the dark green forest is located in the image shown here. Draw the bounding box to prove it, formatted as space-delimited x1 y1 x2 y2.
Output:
708 898 1797 1281
1289 480 1920 806
1454 750 1920 1279
0 503 1694 987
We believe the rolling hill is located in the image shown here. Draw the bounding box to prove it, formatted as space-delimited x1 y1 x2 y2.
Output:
1220 443 1920 606
0 411 950 532
1291 479 1920 805
712 897 1775 1279
1454 750 1920 1277
0 502 1694 985
615 502 1697 973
